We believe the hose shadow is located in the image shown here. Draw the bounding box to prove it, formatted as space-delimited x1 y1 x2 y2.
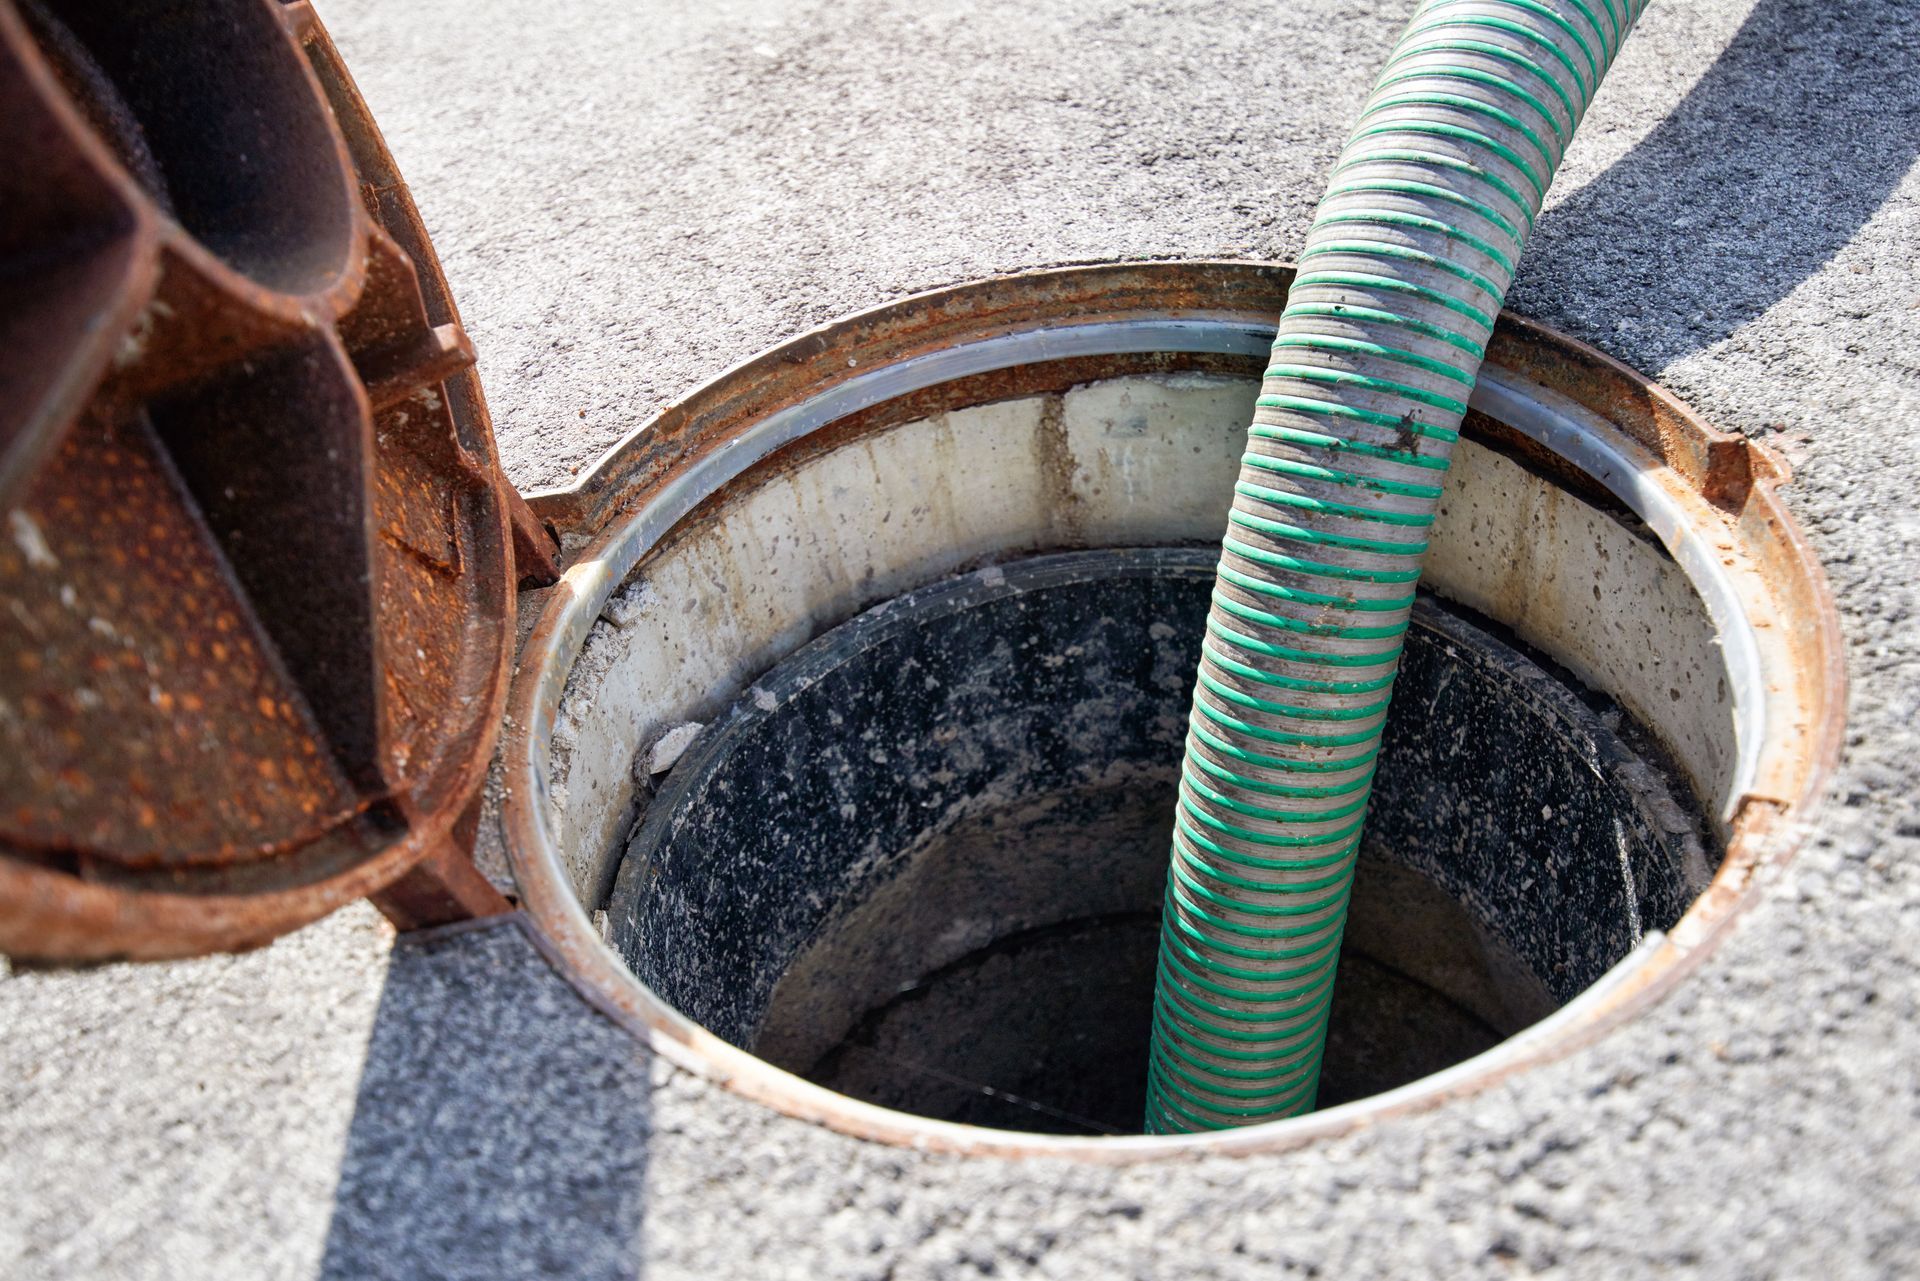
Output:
317 917 652 1281
1519 0 1920 367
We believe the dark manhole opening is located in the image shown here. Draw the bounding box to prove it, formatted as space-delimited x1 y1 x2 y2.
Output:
606 549 1707 1136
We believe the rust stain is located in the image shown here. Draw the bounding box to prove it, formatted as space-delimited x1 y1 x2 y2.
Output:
1032 392 1087 545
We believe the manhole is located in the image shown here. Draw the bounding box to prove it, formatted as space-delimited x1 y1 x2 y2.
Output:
501 262 1842 1159
608 548 1704 1135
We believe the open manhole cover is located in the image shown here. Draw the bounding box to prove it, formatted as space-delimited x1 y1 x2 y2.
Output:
499 262 1843 1158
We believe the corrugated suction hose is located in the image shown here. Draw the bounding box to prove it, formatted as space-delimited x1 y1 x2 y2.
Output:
1147 0 1653 1133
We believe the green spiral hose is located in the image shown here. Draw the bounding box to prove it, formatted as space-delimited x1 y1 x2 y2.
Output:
1146 0 1653 1134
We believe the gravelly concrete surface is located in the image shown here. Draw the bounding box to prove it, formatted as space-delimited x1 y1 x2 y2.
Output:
4 0 1919 1277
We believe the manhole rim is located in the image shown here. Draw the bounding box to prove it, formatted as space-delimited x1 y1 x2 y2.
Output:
502 261 1844 1163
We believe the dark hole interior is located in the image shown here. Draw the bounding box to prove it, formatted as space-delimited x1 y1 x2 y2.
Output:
608 549 1709 1136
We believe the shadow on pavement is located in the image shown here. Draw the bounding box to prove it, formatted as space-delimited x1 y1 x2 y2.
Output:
318 917 652 1281
1523 0 1920 366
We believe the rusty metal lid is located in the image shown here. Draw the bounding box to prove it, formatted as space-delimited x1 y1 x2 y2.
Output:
0 0 554 961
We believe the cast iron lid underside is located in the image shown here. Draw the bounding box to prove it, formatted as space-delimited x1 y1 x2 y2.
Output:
0 0 547 961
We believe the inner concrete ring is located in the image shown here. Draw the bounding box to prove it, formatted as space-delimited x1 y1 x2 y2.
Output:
500 261 1844 1162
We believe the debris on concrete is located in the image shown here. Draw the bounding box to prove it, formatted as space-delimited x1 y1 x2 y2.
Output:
644 723 706 777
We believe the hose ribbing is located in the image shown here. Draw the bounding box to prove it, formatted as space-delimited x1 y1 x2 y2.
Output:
1145 0 1651 1134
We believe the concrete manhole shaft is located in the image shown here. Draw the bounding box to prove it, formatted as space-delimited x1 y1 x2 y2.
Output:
608 549 1705 1136
501 262 1843 1161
